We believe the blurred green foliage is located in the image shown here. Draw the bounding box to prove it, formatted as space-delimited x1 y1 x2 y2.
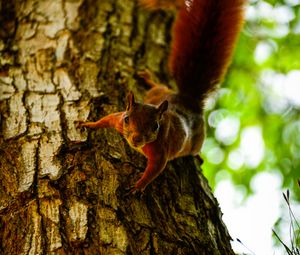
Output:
202 0 300 201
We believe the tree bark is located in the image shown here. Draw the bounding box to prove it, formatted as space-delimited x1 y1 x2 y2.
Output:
0 0 234 254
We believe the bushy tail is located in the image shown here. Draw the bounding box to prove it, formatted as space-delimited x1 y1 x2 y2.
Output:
170 0 245 102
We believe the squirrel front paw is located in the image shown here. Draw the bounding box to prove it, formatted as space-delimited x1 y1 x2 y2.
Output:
124 185 145 197
74 120 85 128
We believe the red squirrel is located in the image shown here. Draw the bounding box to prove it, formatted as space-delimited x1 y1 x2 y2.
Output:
79 0 246 192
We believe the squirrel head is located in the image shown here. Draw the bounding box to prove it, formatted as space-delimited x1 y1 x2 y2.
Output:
123 91 168 148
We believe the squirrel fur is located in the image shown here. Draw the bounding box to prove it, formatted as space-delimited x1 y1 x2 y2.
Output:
80 0 246 192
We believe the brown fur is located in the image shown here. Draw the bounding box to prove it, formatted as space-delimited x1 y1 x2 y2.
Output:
79 0 246 192
170 0 245 102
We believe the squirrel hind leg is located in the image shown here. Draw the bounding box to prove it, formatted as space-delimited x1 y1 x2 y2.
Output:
138 69 175 105
137 69 159 88
144 85 173 105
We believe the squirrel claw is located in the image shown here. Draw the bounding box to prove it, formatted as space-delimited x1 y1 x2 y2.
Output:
124 186 137 197
75 120 84 128
137 69 152 80
124 185 143 197
137 69 159 88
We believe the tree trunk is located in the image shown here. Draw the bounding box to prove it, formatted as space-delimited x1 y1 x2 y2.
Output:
0 0 234 254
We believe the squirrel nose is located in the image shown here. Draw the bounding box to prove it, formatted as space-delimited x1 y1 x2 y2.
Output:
132 135 142 144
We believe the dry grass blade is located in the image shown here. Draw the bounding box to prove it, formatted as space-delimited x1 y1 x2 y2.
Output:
273 189 300 255
272 229 294 255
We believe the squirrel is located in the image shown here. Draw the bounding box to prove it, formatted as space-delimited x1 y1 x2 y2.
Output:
79 0 246 193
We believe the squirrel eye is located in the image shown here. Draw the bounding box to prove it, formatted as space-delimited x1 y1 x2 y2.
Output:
152 122 159 132
124 116 129 124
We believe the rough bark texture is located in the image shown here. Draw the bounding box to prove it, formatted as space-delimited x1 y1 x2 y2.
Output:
0 0 235 254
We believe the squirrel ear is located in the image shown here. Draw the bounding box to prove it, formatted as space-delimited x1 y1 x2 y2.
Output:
157 100 168 118
126 91 135 111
